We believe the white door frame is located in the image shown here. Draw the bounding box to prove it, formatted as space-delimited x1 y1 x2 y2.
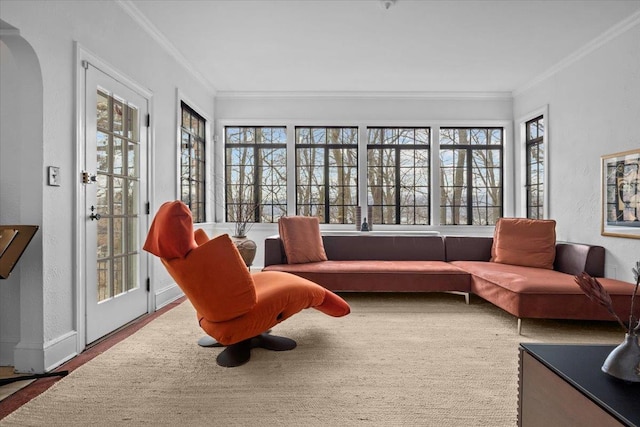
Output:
74 43 155 352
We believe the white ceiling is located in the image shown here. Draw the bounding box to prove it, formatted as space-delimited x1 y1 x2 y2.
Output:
126 0 640 95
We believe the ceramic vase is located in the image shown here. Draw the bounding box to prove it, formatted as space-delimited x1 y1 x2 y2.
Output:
601 333 640 382
231 236 257 268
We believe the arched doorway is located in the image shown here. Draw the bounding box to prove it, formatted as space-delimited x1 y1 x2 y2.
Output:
0 19 46 373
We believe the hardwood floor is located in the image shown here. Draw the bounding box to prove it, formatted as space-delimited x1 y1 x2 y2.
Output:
0 367 35 402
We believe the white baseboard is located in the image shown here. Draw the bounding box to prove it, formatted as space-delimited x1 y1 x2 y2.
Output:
45 331 78 371
8 285 184 373
13 330 78 374
154 283 184 310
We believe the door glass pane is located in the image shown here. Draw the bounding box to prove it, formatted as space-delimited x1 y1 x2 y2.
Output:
113 217 124 255
97 91 109 130
127 254 138 291
113 257 124 296
127 105 139 141
127 180 139 215
113 137 124 175
127 142 138 177
96 175 110 214
97 260 111 301
97 220 110 259
95 90 140 302
127 217 138 253
113 177 124 215
97 132 110 172
113 100 123 135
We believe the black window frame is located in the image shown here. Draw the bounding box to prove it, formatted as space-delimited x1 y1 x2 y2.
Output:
295 126 359 224
525 116 544 219
367 127 431 225
224 126 287 225
439 127 504 225
179 101 206 223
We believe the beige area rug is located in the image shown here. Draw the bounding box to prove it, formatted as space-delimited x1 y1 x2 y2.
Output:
1 293 624 426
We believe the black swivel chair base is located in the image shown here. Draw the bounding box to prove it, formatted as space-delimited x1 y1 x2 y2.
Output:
197 332 296 367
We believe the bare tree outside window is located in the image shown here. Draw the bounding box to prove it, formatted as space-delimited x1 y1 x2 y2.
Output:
225 127 287 231
295 127 358 224
180 102 206 223
440 128 503 225
223 124 503 228
367 127 430 225
526 116 544 219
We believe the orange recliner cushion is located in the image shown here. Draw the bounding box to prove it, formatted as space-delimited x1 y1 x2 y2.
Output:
278 216 328 264
163 233 257 323
143 201 198 260
491 217 556 270
199 271 350 345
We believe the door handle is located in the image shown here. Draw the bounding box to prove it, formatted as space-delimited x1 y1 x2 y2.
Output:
82 171 97 184
89 205 101 221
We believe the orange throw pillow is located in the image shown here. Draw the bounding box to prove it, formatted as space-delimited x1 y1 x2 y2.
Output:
491 217 556 270
143 201 198 260
278 216 328 264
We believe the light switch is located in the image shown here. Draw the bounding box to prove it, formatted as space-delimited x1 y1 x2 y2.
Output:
48 166 60 186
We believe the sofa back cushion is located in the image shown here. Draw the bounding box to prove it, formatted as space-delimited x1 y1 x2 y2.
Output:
554 243 605 277
322 235 446 261
491 217 556 270
278 216 328 264
445 236 493 262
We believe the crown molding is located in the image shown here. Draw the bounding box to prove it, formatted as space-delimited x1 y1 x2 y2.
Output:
115 0 217 95
215 90 513 101
513 9 640 97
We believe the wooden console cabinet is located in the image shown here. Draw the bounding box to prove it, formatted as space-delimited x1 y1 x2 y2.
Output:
518 343 639 427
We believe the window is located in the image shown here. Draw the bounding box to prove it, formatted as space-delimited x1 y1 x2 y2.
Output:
367 127 430 225
180 102 206 223
439 128 503 225
525 116 544 219
225 127 287 226
295 127 358 224
221 123 508 228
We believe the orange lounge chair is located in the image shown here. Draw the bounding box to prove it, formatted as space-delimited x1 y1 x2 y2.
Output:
143 201 350 367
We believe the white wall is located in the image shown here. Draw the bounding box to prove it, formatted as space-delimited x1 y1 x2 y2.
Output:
514 21 640 283
215 95 513 122
0 1 214 371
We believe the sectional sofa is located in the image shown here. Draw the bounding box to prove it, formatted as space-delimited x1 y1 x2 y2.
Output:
263 231 636 334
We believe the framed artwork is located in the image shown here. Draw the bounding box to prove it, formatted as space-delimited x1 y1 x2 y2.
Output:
601 149 640 239
0 225 39 279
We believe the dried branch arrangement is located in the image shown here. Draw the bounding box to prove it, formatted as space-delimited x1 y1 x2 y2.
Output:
575 261 640 335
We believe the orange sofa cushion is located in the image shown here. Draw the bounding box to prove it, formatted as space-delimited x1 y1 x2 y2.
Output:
143 201 198 260
278 216 328 264
163 233 257 323
491 217 556 270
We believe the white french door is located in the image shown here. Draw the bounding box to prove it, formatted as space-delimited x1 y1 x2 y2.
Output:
83 64 149 344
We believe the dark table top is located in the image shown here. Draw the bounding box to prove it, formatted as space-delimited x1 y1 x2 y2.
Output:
520 343 640 427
